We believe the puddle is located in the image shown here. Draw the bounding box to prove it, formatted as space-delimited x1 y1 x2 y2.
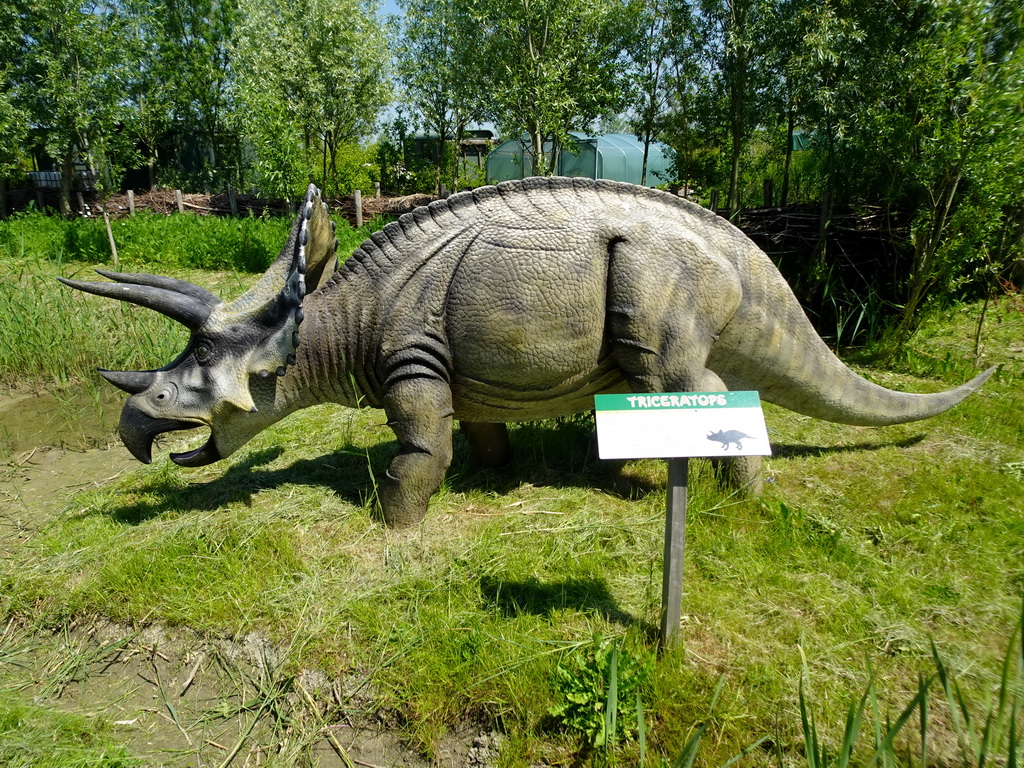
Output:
0 386 123 457
1 385 134 542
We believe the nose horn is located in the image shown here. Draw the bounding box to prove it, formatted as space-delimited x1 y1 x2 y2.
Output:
99 369 156 395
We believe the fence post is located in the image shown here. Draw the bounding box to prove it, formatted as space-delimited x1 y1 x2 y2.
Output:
175 189 184 214
228 185 238 216
127 190 135 216
763 178 774 208
374 181 381 199
101 205 119 269
709 189 720 212
354 189 363 228
76 191 85 214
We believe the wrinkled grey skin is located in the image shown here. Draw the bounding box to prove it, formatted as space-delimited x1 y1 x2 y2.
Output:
61 178 994 527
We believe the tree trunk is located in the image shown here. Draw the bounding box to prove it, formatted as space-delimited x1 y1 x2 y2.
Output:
641 134 651 187
728 67 746 217
530 129 545 176
59 150 75 218
781 106 794 206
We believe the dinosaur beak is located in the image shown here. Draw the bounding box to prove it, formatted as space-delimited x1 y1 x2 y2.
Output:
118 400 215 465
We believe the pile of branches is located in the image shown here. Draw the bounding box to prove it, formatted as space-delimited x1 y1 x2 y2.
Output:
5 186 440 225
736 203 914 345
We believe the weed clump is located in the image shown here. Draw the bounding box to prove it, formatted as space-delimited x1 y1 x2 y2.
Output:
548 634 652 753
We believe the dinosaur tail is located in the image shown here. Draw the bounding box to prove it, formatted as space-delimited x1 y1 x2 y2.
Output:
705 250 994 427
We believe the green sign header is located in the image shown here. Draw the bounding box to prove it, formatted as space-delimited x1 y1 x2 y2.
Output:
594 391 761 412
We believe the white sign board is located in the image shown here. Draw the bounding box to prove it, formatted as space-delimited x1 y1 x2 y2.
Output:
594 391 772 460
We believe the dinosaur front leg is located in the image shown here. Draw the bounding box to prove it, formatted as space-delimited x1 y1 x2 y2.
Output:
379 379 454 527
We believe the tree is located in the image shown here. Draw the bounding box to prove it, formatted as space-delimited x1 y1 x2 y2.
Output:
16 0 140 215
871 0 1024 337
627 0 681 186
137 0 240 190
396 0 482 192
688 0 778 215
118 0 179 189
471 0 637 175
766 0 1023 341
232 0 392 199
0 1 27 183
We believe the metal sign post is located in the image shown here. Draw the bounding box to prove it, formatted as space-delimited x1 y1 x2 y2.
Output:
660 457 689 646
594 391 771 649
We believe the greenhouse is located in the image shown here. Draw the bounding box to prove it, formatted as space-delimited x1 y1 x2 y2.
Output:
485 132 673 187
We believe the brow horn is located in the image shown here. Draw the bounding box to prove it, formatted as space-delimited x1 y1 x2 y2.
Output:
93 269 221 309
57 276 214 331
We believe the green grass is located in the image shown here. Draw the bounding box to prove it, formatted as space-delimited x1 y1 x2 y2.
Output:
4 334 1023 764
0 691 138 767
1 221 1022 764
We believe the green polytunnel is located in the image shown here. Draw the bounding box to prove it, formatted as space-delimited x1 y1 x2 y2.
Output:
485 132 674 187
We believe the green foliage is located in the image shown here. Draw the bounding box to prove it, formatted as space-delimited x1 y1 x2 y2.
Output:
878 0 1024 338
15 0 142 212
930 604 1024 768
798 663 928 768
0 209 292 271
549 634 652 752
396 0 482 190
231 0 391 199
126 0 242 191
0 10 26 179
795 606 1024 768
329 141 382 194
374 114 452 194
471 0 637 175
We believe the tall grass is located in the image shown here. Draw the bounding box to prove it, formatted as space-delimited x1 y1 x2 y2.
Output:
0 257 189 386
0 209 386 272
0 211 387 386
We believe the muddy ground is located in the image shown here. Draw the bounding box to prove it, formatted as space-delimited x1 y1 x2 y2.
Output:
0 386 501 767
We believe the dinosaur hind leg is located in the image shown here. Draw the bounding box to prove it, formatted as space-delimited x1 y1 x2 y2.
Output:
605 235 740 395
460 421 512 469
701 369 762 497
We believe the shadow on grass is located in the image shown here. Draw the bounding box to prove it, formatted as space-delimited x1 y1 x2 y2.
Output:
770 434 925 459
479 574 641 630
83 444 394 525
85 422 928 526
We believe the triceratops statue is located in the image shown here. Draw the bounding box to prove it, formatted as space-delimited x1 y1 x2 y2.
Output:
61 180 993 526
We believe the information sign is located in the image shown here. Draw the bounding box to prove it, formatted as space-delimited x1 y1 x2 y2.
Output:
594 391 772 460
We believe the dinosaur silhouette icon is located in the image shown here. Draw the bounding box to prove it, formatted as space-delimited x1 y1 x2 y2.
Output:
707 429 754 451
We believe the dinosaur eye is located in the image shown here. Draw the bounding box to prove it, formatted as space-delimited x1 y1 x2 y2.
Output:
195 343 211 362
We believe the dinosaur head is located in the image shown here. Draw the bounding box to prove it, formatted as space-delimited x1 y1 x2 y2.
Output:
59 184 338 467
